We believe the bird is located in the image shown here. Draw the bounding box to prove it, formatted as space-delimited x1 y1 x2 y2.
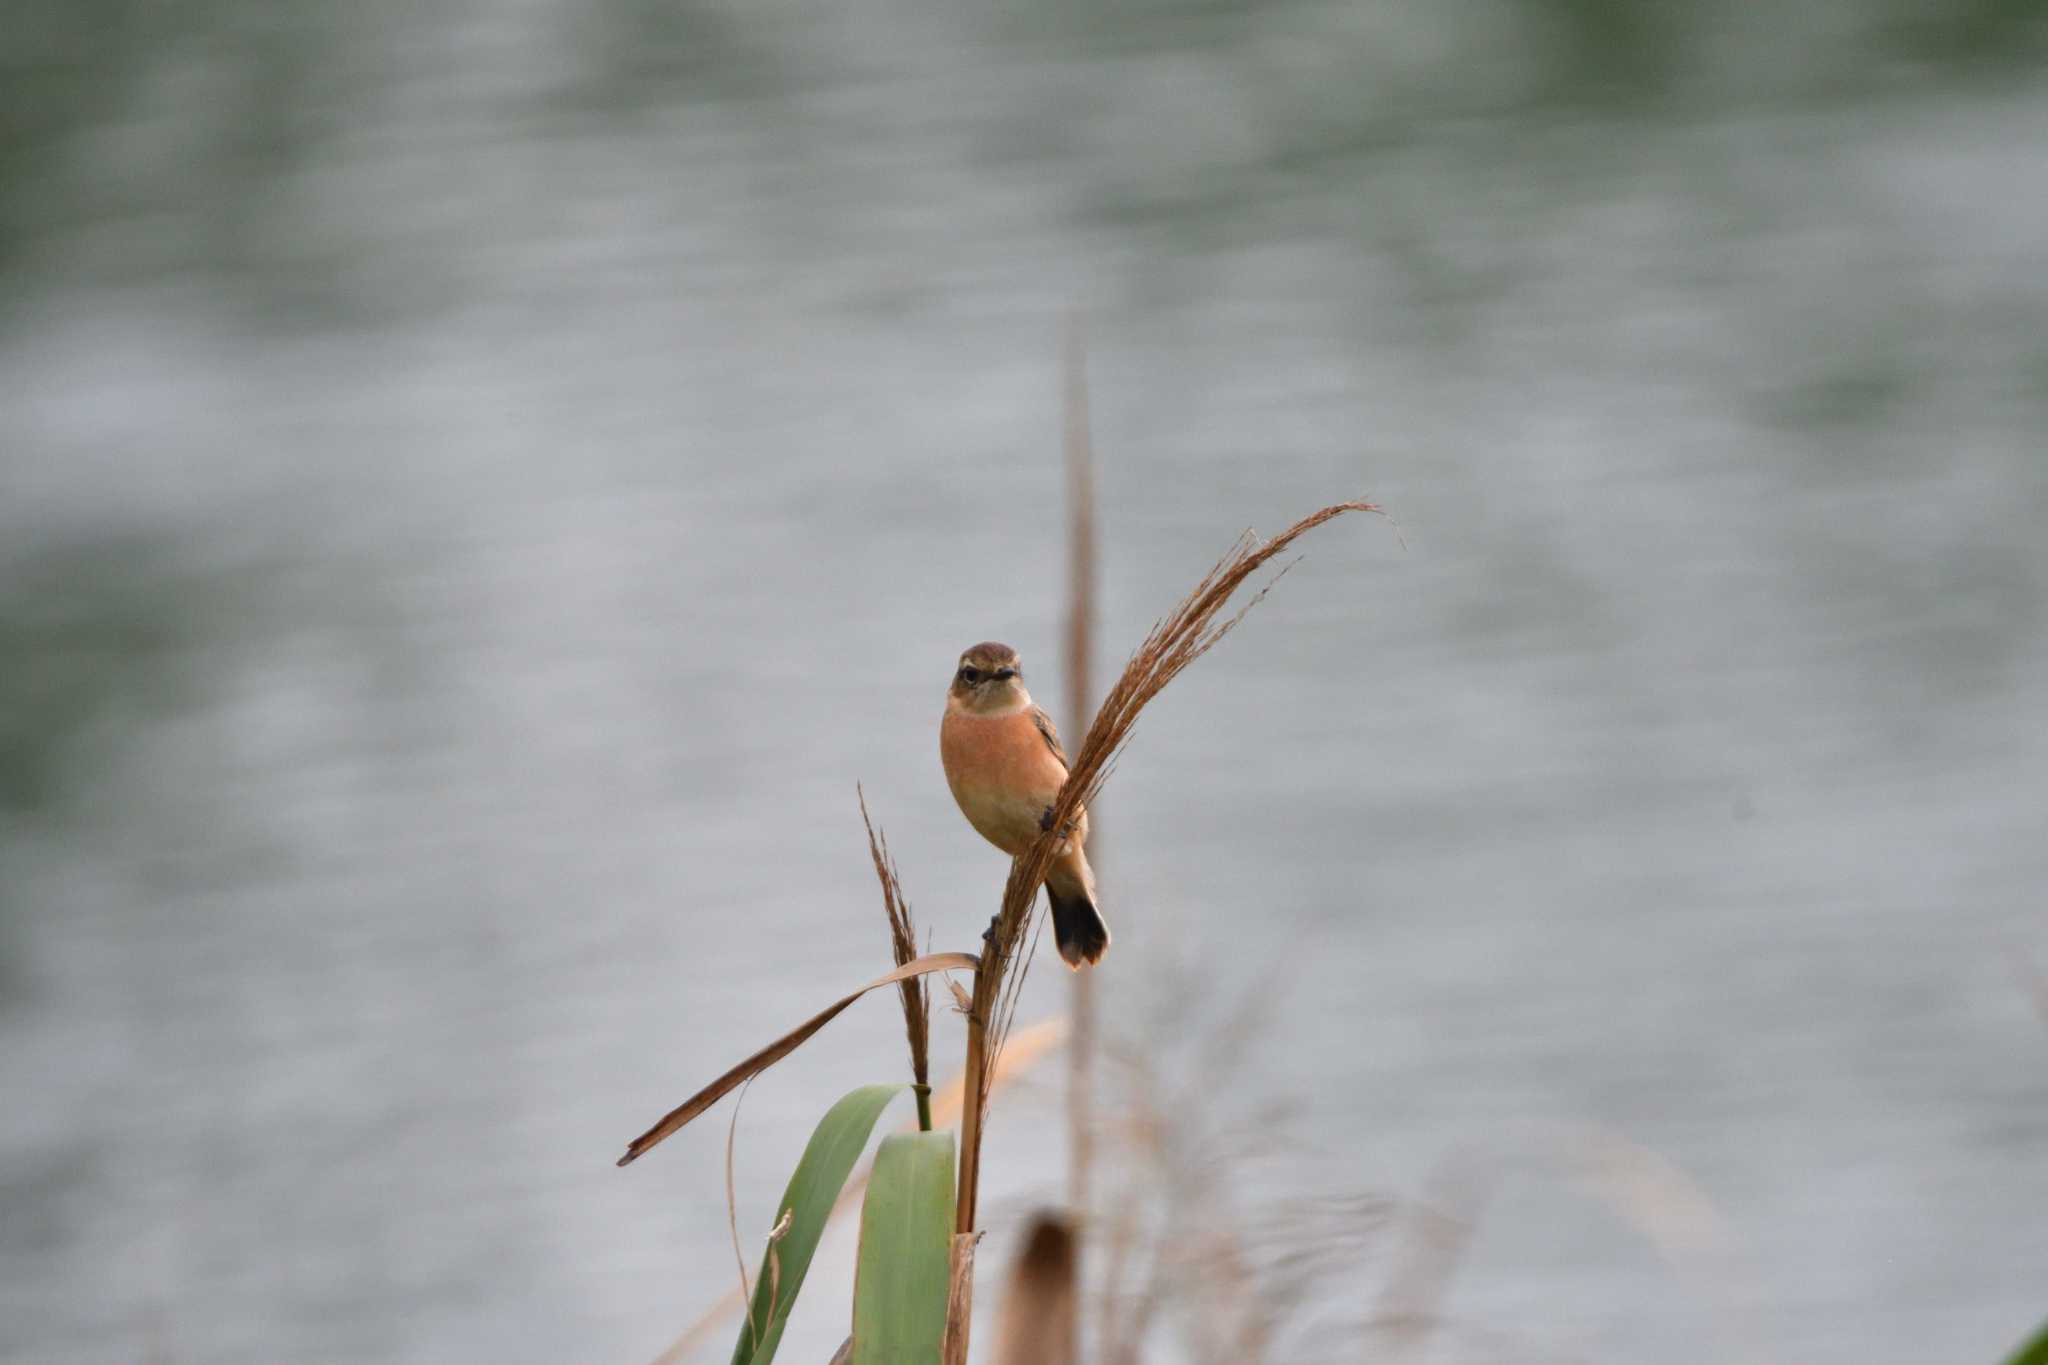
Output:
939 641 1110 968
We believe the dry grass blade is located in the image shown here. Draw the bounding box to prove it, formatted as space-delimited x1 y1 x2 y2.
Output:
727 1076 762 1352
992 1211 1079 1365
618 952 979 1166
1545 1121 1764 1363
859 785 930 1092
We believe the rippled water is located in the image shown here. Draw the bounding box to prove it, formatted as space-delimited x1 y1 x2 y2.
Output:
3 5 2045 1362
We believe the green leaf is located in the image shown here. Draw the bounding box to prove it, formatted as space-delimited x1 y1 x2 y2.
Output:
851 1131 957 1365
731 1084 904 1365
2004 1318 2048 1365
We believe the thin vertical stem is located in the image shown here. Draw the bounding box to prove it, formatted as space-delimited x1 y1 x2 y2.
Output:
953 878 1017 1334
955 980 990 1234
1062 316 1099 1222
941 1232 981 1365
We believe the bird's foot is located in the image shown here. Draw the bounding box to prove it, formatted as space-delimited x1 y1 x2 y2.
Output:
1038 805 1078 841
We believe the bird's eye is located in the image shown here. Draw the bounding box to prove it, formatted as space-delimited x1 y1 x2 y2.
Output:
958 668 981 684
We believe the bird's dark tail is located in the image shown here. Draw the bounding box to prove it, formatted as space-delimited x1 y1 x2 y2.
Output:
1046 883 1110 969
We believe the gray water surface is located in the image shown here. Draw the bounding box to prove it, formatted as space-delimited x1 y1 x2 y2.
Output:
3 5 2045 1362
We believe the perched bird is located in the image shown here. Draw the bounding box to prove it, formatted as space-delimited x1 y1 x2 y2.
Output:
939 641 1110 968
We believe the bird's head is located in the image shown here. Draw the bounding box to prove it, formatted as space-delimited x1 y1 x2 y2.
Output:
949 641 1028 713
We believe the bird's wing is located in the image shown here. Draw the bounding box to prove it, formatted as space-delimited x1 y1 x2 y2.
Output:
1029 706 1071 771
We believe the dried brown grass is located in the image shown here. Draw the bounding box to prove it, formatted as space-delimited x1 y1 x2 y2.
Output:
955 497 1385 1234
1087 984 1394 1365
1071 964 1755 1365
860 785 930 1103
617 952 977 1166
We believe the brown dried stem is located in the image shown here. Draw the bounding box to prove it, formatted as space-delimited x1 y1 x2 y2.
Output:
1062 318 1100 1222
860 785 932 1127
941 1232 982 1365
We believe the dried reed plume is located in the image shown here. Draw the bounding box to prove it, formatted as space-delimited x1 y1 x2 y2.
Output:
1089 968 1394 1365
954 497 1384 1235
860 784 932 1128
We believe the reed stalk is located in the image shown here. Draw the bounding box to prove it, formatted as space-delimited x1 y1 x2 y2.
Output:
1062 319 1099 1220
952 498 1384 1239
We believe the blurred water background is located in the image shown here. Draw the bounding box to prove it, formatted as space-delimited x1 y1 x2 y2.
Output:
4 2 2047 1362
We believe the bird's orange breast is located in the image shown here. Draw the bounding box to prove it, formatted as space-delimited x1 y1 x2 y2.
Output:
940 706 1071 856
